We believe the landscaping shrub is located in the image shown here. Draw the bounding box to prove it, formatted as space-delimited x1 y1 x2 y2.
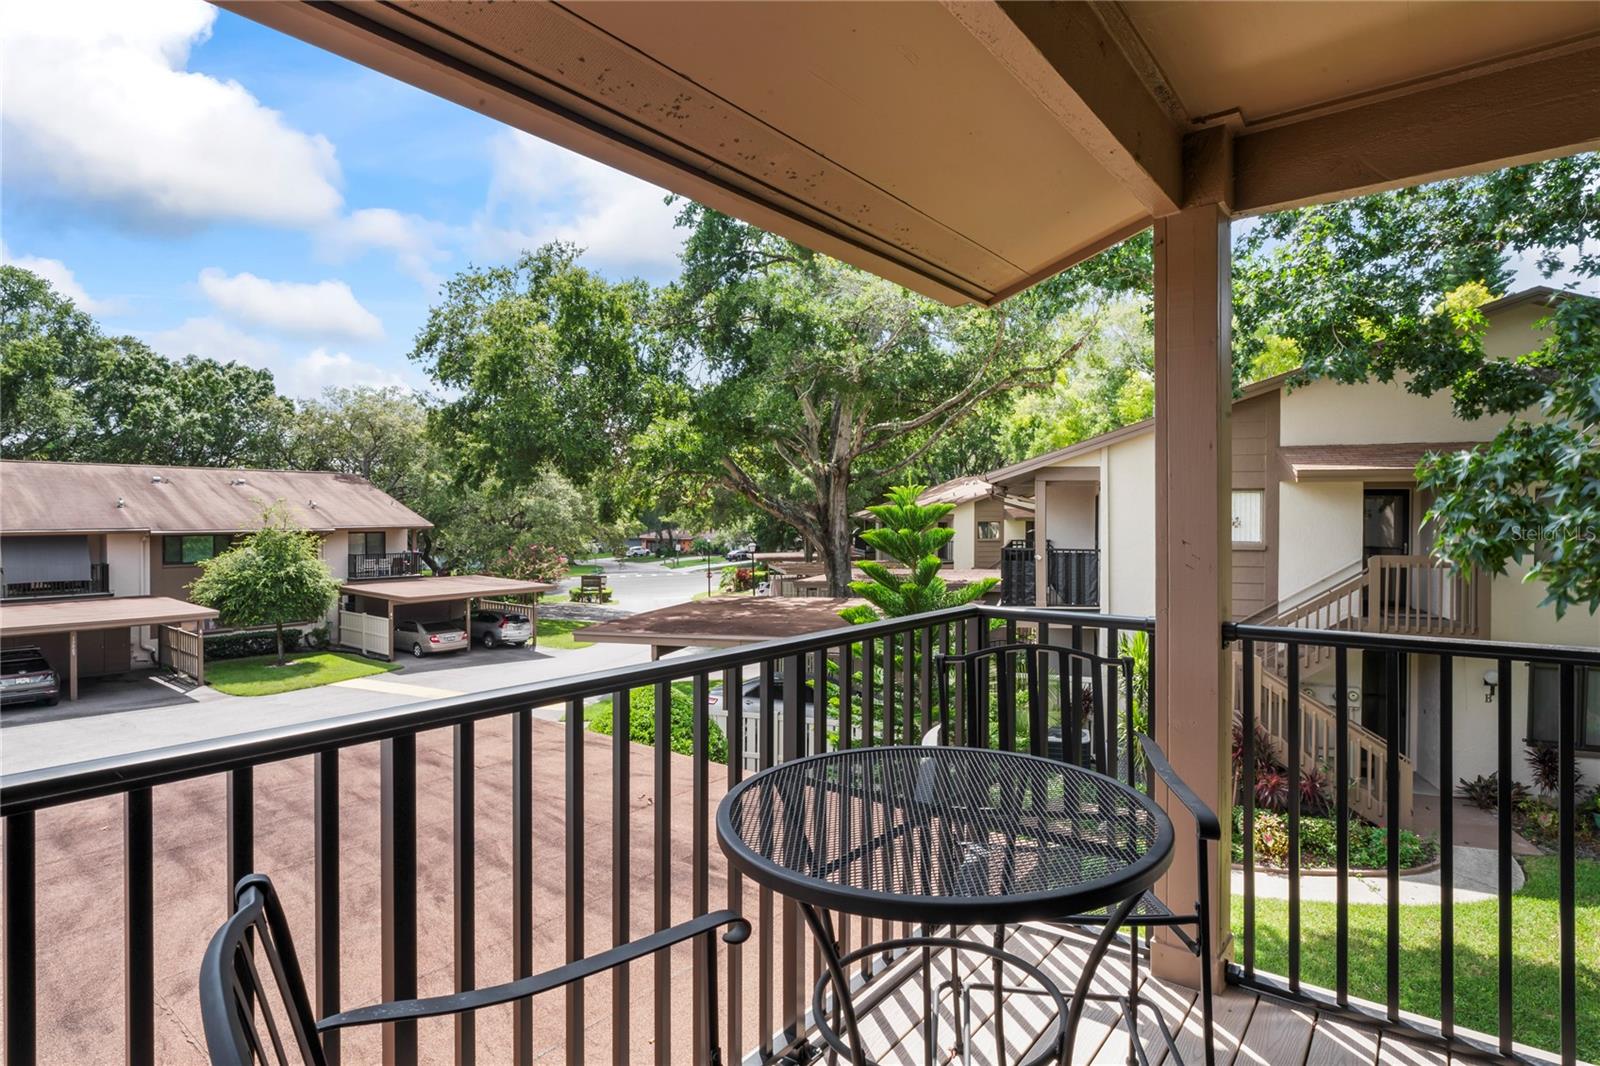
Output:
1457 771 1529 810
1526 743 1582 795
720 566 756 592
1232 808 1436 869
205 627 305 661
590 686 729 764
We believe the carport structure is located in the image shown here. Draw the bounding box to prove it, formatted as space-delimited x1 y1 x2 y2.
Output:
337 574 554 660
0 596 217 700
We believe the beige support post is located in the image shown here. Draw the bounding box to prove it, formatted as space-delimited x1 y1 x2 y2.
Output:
387 599 396 663
67 629 79 701
1151 202 1234 986
1033 475 1049 608
192 620 205 687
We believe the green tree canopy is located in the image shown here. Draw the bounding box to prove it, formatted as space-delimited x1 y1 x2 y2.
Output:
290 386 429 501
1 265 293 466
409 243 666 487
188 504 342 663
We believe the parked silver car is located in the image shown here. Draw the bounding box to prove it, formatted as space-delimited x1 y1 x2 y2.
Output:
394 618 468 657
471 609 532 648
0 646 59 707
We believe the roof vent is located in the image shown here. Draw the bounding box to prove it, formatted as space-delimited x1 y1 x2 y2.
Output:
150 475 164 484
232 477 248 486
308 498 318 509
116 497 125 509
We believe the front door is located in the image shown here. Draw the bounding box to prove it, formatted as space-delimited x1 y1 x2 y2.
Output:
1363 490 1411 614
1362 490 1410 559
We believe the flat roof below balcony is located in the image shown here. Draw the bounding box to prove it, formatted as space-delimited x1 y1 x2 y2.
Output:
337 574 554 603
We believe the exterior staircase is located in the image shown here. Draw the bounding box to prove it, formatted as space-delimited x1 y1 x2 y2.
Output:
1235 555 1485 827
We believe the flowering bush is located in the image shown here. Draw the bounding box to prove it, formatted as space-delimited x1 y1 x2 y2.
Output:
720 566 756 592
495 543 569 582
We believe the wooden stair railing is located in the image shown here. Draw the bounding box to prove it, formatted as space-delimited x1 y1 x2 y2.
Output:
1234 648 1413 828
1366 554 1485 638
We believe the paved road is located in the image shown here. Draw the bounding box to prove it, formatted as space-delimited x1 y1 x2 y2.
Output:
0 559 716 775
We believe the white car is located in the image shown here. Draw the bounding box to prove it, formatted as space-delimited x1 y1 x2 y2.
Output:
471 609 532 648
625 545 651 558
394 618 468 657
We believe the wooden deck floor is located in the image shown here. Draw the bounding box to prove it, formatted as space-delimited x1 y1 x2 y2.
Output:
833 925 1503 1066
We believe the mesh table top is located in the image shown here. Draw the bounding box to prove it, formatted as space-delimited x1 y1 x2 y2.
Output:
717 746 1173 924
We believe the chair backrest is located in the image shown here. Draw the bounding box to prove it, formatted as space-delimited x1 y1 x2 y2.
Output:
933 639 1142 788
200 875 327 1066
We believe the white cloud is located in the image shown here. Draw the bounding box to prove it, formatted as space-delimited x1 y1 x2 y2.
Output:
1 0 342 229
283 348 413 398
317 208 450 289
476 131 684 278
197 269 384 342
0 241 118 314
146 316 283 368
145 317 415 399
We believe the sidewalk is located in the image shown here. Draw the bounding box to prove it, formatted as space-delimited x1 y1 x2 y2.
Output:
1232 843 1526 905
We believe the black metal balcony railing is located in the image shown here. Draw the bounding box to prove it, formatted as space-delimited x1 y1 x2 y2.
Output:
0 562 110 601
999 544 1098 607
0 604 1591 1065
347 551 424 580
1225 620 1596 1065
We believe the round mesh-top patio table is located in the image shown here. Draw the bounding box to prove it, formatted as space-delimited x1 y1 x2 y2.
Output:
716 745 1174 1065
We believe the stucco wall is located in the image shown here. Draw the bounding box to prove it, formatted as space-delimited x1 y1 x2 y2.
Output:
1279 302 1547 446
1277 480 1363 606
1044 481 1096 550
949 501 976 569
1489 560 1599 647
1104 433 1155 616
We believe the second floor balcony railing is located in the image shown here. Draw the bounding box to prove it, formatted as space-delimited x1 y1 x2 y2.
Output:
1 604 1591 1064
0 562 110 601
1000 543 1099 607
347 550 424 580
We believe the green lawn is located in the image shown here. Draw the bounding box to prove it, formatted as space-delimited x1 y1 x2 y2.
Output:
538 617 595 650
1235 856 1599 1059
206 651 397 696
566 562 606 576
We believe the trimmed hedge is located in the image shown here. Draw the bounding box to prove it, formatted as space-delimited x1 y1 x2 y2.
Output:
204 628 305 661
590 686 728 764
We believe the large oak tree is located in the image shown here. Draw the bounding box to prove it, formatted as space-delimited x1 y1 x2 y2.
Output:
639 205 1137 594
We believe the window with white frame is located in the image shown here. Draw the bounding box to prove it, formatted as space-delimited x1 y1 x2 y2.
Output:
1231 490 1264 545
977 521 1001 541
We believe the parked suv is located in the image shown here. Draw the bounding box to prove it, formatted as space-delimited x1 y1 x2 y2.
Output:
394 618 468 657
625 545 650 558
471 609 532 648
0 646 59 707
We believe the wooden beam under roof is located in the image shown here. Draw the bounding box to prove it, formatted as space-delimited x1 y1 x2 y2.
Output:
946 0 1183 216
1229 41 1600 215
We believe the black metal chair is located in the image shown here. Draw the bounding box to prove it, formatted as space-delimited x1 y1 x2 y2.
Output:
933 641 1221 1066
200 873 750 1066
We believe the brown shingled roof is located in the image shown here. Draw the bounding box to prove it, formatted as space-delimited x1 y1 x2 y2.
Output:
1281 442 1483 481
0 460 432 535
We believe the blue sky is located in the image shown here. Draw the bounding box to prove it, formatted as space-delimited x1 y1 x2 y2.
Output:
0 0 687 397
3 1 1591 401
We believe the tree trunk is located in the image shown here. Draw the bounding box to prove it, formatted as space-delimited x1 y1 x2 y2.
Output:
275 622 286 665
821 470 854 596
